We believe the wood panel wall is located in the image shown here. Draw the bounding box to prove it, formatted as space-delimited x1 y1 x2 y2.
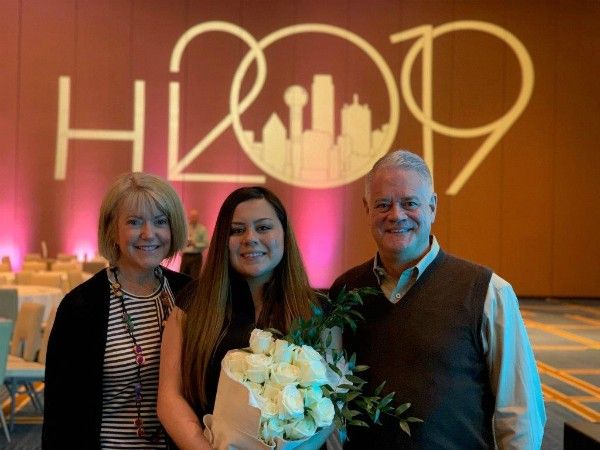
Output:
0 0 598 296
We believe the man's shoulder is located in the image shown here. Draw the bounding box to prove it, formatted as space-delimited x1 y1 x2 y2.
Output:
438 250 492 277
337 258 375 278
330 258 377 294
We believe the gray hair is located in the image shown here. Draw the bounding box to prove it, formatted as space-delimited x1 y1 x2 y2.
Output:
364 149 433 199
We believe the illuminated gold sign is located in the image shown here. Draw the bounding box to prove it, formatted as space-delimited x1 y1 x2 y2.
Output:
54 20 533 195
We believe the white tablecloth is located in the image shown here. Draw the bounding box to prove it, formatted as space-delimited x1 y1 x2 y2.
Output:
0 272 16 285
16 285 63 322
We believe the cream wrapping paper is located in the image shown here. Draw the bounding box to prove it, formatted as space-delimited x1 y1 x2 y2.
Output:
203 351 334 450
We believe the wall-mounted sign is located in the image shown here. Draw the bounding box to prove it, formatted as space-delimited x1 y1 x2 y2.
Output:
54 20 533 194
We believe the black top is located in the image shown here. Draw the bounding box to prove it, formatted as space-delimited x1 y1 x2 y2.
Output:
202 276 256 416
42 267 191 450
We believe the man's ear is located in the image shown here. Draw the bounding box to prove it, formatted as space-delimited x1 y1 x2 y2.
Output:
430 192 438 222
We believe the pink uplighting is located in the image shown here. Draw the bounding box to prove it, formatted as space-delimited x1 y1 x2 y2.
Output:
0 203 29 271
291 189 344 289
64 210 99 263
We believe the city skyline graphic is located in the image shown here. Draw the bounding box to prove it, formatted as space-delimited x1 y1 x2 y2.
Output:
241 74 391 185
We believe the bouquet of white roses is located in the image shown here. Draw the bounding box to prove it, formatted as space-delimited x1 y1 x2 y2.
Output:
202 287 420 449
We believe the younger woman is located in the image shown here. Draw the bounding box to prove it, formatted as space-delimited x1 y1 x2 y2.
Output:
158 187 317 448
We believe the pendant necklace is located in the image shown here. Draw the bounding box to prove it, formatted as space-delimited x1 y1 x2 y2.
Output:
110 266 173 442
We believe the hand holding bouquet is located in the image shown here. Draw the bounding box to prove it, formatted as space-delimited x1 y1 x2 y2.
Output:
203 287 421 449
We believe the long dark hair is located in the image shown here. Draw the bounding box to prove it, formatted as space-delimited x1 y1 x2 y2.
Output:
181 187 314 409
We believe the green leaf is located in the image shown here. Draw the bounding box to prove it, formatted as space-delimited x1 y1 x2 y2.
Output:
348 409 361 418
328 363 342 376
352 364 369 372
372 408 381 424
394 403 411 416
349 420 370 428
344 315 357 333
374 381 386 396
379 392 396 409
346 375 365 384
348 353 357 368
349 310 365 321
342 408 355 420
399 420 411 436
354 398 368 410
406 417 424 423
321 386 333 397
335 286 348 302
345 391 361 402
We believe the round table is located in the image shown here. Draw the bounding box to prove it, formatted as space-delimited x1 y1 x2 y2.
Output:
16 285 63 322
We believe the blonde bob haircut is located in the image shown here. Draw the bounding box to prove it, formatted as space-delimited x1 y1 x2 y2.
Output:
97 172 187 265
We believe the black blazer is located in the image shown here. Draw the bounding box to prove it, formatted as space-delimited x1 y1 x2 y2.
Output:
42 266 191 449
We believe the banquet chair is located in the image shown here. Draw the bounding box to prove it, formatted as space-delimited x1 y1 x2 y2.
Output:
30 272 67 292
66 270 85 291
0 289 18 324
14 271 33 285
5 304 56 428
1 256 11 272
51 260 81 272
21 261 46 272
0 318 14 442
83 260 108 274
23 254 42 262
0 274 11 286
0 261 10 272
10 302 44 362
56 253 77 262
37 304 57 365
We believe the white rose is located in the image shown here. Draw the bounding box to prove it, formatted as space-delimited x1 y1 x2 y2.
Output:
301 385 323 408
293 345 323 364
262 398 280 419
243 380 264 403
309 396 335 428
263 383 281 403
284 415 317 440
294 346 329 386
259 383 282 418
270 362 300 385
250 328 274 355
272 339 294 363
222 351 248 381
246 353 272 384
261 417 285 444
278 384 304 419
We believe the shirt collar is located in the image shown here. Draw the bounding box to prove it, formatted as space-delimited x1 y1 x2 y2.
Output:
372 236 440 284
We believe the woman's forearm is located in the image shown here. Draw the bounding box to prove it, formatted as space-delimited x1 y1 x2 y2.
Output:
158 394 212 450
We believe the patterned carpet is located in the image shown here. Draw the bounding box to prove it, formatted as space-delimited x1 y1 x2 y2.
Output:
521 298 600 449
1 298 599 449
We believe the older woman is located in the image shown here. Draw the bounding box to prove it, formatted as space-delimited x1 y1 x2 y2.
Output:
43 172 191 449
158 186 320 449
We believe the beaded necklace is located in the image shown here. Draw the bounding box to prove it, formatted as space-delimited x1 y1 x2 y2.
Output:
109 266 173 442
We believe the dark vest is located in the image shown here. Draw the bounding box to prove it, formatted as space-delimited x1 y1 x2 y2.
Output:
330 250 494 449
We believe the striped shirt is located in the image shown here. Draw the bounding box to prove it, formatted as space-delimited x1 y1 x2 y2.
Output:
100 271 174 449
